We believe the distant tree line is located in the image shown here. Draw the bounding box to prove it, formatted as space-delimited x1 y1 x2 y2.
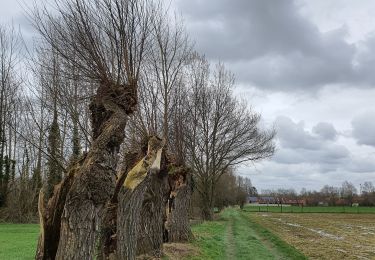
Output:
260 181 375 207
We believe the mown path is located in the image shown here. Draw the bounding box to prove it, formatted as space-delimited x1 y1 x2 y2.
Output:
223 209 285 259
189 208 306 260
224 216 236 259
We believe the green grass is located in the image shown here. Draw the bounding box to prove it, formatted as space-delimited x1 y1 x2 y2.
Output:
188 220 227 259
244 205 375 214
226 209 276 259
240 211 307 260
188 208 306 260
0 223 39 260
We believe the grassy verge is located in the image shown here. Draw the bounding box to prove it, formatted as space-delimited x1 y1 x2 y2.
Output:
0 223 39 260
187 219 227 259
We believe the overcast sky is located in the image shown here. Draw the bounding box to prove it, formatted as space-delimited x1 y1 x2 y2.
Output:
2 0 375 192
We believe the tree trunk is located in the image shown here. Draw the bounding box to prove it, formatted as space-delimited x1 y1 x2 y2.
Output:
35 82 137 260
97 152 140 260
136 170 168 257
116 176 151 260
201 189 213 221
35 158 81 260
165 171 193 242
117 137 164 260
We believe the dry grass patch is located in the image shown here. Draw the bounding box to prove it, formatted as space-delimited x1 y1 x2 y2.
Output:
250 213 375 260
163 243 199 259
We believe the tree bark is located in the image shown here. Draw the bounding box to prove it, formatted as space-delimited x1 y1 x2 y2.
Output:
165 168 193 242
116 175 151 260
35 157 82 260
136 169 169 257
35 82 137 260
97 152 140 260
117 137 164 260
201 189 214 221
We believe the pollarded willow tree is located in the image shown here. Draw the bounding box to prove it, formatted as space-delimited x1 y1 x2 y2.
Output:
31 0 160 259
134 12 193 254
185 56 276 220
120 11 193 256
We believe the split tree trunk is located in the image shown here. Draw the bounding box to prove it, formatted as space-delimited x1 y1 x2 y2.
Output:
117 137 164 260
36 82 137 260
97 152 140 260
136 170 169 257
165 167 193 242
35 159 82 260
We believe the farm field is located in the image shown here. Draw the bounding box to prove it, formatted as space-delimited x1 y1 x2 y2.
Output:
250 212 375 259
244 204 375 214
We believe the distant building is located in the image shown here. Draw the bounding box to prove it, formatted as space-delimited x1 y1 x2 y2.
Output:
248 196 306 206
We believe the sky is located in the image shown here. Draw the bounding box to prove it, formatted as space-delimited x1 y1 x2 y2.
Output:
2 0 375 192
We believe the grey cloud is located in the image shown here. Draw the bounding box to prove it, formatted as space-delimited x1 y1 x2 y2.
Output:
274 116 349 166
347 156 375 173
352 111 375 147
275 116 320 150
176 0 375 91
313 122 337 140
273 145 348 167
178 0 323 60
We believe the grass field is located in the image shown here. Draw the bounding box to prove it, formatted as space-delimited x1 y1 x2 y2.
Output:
244 204 375 214
251 212 375 259
0 223 39 260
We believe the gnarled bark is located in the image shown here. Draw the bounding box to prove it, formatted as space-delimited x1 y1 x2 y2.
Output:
35 157 84 260
165 167 193 242
97 152 140 260
136 168 169 257
55 83 136 260
35 82 137 260
117 137 164 260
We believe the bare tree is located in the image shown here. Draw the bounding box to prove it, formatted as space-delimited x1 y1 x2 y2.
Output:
185 57 275 220
341 181 357 206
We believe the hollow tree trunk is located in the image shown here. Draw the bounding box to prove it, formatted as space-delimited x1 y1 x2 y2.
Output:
166 171 193 242
136 170 169 257
35 159 82 260
97 152 140 260
117 138 164 260
35 82 137 260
